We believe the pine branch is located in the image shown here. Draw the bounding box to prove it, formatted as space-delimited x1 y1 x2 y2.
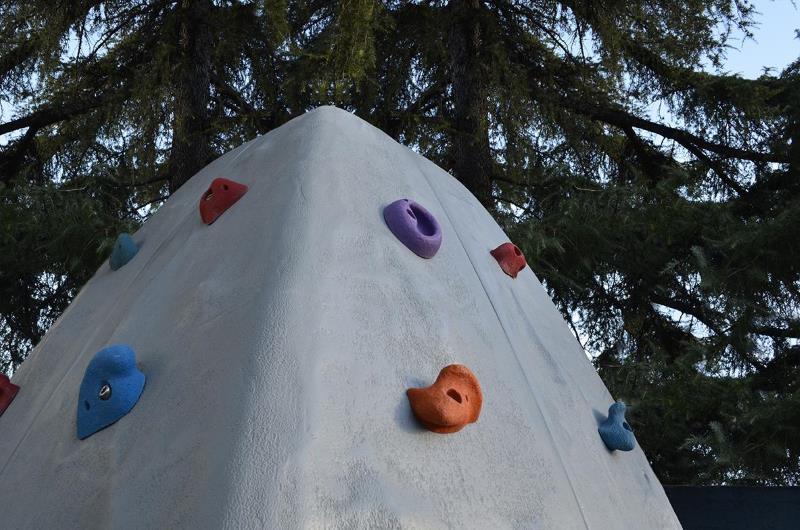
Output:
0 41 36 83
679 139 747 196
210 73 278 133
576 103 788 164
750 322 800 339
0 99 102 136
650 293 727 337
649 293 800 371
0 125 40 181
504 25 788 167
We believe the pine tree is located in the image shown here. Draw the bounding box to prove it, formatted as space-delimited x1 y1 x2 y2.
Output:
1 0 798 485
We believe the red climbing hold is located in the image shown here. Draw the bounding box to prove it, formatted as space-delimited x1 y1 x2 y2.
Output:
0 373 20 417
199 177 248 225
490 242 527 278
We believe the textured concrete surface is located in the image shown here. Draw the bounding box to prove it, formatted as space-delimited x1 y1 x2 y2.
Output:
0 106 681 529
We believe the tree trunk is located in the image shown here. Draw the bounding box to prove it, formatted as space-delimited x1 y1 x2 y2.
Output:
168 0 213 193
447 0 493 209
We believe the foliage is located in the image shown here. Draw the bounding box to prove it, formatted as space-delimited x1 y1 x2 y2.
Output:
1 0 798 485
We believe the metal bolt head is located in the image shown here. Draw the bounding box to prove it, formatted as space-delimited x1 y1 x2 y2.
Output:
98 384 112 401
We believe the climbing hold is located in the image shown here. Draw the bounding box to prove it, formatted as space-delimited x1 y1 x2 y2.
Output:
407 364 482 434
77 344 145 440
0 374 20 417
109 233 139 270
199 177 248 225
598 401 636 452
490 242 527 278
383 199 442 258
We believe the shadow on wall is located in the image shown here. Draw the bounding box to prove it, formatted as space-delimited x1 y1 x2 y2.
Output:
664 486 800 530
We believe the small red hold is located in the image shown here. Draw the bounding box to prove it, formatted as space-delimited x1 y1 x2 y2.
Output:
0 373 20 417
490 242 527 278
199 177 248 225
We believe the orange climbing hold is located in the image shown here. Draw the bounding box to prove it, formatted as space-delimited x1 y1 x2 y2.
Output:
199 177 248 225
407 364 482 434
0 373 20 417
491 242 527 278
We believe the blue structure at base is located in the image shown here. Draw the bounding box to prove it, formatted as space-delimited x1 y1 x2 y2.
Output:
598 401 636 452
109 233 138 270
77 344 145 440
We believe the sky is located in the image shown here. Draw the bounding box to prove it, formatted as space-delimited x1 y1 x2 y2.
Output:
721 1 799 77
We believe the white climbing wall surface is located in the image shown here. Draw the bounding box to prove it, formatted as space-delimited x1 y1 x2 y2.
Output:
0 107 682 529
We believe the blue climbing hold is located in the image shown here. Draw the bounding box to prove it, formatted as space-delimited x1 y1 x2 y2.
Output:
77 344 145 440
109 233 138 270
598 401 636 452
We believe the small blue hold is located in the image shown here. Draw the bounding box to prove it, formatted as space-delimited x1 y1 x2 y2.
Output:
109 233 138 270
598 401 636 452
77 344 145 440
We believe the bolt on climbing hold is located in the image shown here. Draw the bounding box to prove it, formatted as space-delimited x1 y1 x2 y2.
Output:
383 199 442 259
98 383 112 400
407 364 482 434
109 233 139 271
0 374 20 417
490 242 527 278
199 177 248 225
77 344 145 440
598 401 636 452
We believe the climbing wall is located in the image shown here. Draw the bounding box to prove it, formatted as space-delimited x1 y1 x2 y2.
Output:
0 107 681 529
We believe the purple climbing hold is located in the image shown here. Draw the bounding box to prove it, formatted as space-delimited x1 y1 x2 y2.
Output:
383 199 442 259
